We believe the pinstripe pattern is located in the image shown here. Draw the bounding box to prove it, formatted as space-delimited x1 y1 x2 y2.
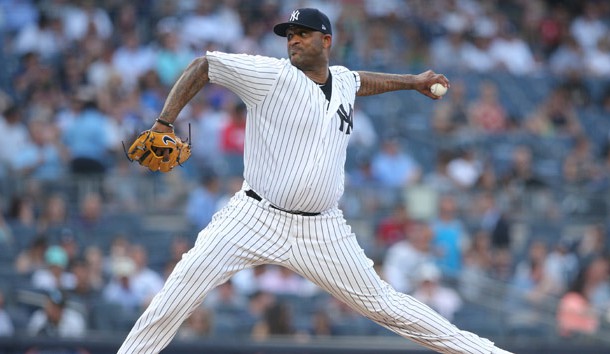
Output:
118 188 496 353
118 48 505 353
207 51 356 213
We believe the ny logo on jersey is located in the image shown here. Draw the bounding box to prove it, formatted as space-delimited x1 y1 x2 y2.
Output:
337 104 353 135
290 10 300 22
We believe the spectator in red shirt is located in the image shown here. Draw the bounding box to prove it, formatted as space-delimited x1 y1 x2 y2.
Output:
375 203 413 251
220 101 247 154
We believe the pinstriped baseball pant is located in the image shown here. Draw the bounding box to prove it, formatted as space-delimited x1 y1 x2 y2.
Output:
117 188 497 354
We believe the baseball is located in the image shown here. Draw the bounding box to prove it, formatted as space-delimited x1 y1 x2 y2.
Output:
430 83 448 97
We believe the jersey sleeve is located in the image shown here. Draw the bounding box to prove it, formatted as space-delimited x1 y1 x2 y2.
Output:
330 65 361 98
206 51 284 107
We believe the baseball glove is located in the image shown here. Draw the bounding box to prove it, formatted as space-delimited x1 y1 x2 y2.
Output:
125 130 191 172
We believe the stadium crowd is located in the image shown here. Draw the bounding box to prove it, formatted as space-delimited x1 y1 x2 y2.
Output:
1 0 610 345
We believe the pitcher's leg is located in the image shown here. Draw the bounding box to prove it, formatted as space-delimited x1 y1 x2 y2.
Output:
118 195 292 354
290 213 497 354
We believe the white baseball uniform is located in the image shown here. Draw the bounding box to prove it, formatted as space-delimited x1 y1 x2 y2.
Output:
117 52 503 354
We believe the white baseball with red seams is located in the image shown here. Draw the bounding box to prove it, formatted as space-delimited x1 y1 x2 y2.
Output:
431 82 448 96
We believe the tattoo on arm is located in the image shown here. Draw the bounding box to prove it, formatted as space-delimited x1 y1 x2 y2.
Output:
356 71 417 96
158 57 210 123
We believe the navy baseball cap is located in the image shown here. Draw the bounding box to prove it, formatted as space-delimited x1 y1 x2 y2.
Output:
274 8 332 37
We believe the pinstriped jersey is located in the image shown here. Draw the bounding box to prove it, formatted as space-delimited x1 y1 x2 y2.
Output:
206 51 361 213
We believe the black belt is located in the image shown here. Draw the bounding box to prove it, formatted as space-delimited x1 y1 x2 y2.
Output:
245 189 320 216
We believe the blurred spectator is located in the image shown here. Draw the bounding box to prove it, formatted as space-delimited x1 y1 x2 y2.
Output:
251 301 296 340
58 230 80 266
13 11 66 61
215 175 245 211
103 157 144 213
489 247 513 283
374 202 413 251
309 308 335 336
461 21 497 73
431 194 468 276
549 36 586 76
129 244 165 308
577 224 608 265
501 145 547 190
138 69 167 121
538 3 571 58
82 245 105 291
26 290 86 338
430 21 467 71
0 0 38 34
489 19 538 75
508 240 560 331
87 43 121 90
346 155 378 188
180 1 219 49
473 162 499 193
220 101 247 155
231 265 269 297
205 279 248 312
69 192 109 241
15 236 48 275
62 87 114 175
585 36 610 77
562 135 597 188
585 256 610 319
181 1 240 51
545 239 580 293
242 290 275 330
6 195 37 248
560 71 593 108
474 193 511 250
446 147 483 189
10 119 67 183
347 107 378 152
177 305 213 339
525 86 582 138
569 0 608 52
431 80 470 136
557 257 608 338
102 255 140 312
12 52 55 103
323 295 370 336
61 0 112 43
155 20 195 87
67 257 102 303
423 150 459 194
112 29 156 92
467 80 508 134
0 290 14 337
258 266 318 297
180 94 228 172
0 206 14 248
371 138 422 188
412 263 462 321
185 170 222 230
382 220 435 293
31 245 76 292
166 235 191 268
36 194 70 240
0 105 30 172
459 230 493 301
103 234 131 277
360 20 395 70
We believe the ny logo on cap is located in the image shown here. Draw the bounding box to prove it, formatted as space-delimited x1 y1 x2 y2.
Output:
290 10 300 21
